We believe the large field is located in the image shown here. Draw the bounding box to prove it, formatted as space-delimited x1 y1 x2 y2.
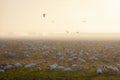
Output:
0 39 120 80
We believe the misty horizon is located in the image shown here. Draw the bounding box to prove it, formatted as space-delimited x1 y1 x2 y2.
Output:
0 32 120 40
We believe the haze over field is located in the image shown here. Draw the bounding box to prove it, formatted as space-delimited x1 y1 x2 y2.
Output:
1 1 120 79
0 0 120 39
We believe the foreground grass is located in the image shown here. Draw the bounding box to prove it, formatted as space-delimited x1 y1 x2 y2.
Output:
0 68 120 80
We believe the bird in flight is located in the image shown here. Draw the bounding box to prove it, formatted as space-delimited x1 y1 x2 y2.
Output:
43 13 46 18
82 20 87 23
66 31 69 34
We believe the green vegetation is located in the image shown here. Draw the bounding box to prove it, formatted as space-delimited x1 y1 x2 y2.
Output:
0 68 120 80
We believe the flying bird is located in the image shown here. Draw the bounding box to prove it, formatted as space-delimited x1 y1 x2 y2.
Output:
82 20 87 23
43 13 46 18
66 31 69 34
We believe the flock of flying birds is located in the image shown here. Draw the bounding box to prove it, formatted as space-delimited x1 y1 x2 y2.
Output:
42 13 86 34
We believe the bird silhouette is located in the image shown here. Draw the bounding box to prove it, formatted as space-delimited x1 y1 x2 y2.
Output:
43 13 46 18
82 20 87 23
66 31 69 34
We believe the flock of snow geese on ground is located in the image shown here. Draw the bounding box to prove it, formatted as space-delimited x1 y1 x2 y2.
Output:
0 40 120 74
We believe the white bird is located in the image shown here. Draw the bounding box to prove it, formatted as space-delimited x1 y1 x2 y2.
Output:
25 63 36 68
117 64 120 68
113 67 119 72
64 68 72 72
107 66 119 72
79 50 84 56
50 64 58 70
14 63 22 67
57 66 65 70
96 66 105 74
70 54 77 57
96 67 103 74
4 64 13 70
72 64 82 70
78 58 86 63
89 56 98 61
0 69 4 73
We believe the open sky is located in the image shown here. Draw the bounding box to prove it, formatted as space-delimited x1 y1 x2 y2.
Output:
0 0 120 37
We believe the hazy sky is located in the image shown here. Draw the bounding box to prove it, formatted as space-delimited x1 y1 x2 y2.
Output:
1 0 120 36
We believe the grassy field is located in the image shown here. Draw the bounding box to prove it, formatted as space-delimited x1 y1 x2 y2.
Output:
0 39 120 80
0 68 120 80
